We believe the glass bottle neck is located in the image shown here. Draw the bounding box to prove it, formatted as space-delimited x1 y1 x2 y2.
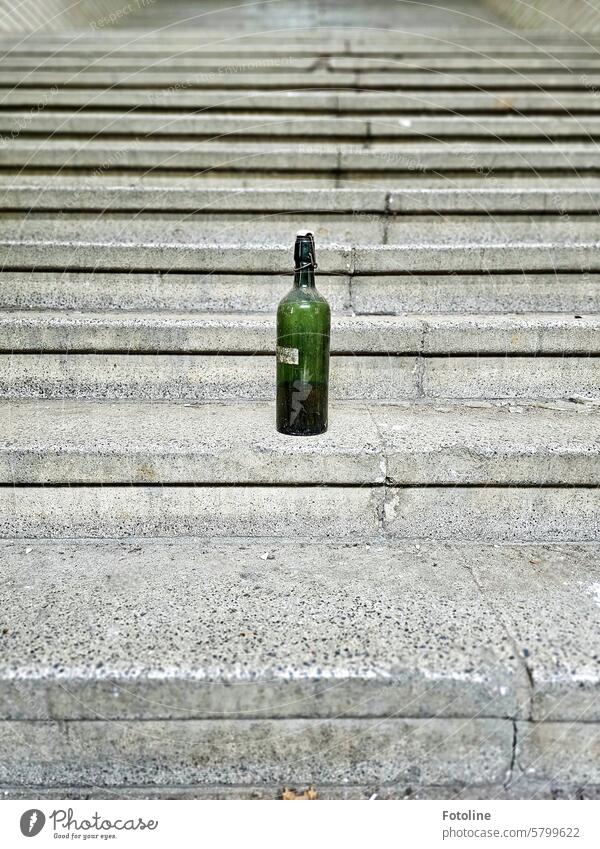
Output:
294 267 315 288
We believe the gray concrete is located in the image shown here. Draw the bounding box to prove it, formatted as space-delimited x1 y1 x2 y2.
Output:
1 311 597 354
0 399 598 486
4 88 600 113
4 139 600 172
0 485 381 539
0 354 419 401
352 274 600 314
1 13 599 800
384 487 600 541
0 272 352 313
517 722 600 786
5 177 600 213
0 400 384 485
0 486 597 541
0 539 542 721
4 70 600 89
470 549 600 721
2 781 600 800
0 353 596 401
1 271 598 315
0 717 511 788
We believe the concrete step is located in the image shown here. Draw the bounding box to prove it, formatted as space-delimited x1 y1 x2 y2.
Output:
1 539 597 725
5 177 600 213
4 139 600 172
0 485 597 541
3 89 600 112
1 399 597 486
3 223 600 273
0 538 598 797
8 112 600 141
1 311 598 355
1 271 598 314
9 55 600 71
4 70 600 89
0 353 597 401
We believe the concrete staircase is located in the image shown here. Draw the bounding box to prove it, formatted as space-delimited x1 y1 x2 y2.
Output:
0 9 599 799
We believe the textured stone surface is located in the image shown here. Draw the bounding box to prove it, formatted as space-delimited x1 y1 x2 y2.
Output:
0 485 380 539
470 549 600 721
0 400 384 484
517 722 600 786
2 271 598 315
0 539 541 721
351 274 600 314
0 717 512 787
0 353 596 401
0 399 597 486
0 354 420 401
384 488 600 541
0 272 352 313
2 311 598 354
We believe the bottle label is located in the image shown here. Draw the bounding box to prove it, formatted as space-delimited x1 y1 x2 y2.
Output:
277 345 299 365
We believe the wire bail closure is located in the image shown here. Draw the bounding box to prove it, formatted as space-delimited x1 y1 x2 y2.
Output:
294 232 318 271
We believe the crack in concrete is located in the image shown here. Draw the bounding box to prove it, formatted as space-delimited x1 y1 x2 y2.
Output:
462 559 535 724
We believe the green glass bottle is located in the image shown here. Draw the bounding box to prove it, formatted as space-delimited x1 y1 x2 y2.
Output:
276 231 330 436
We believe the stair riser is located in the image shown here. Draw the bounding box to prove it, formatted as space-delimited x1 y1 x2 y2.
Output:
0 273 597 314
0 487 597 540
0 355 596 401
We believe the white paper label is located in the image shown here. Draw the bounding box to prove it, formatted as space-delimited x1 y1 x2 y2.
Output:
277 345 299 365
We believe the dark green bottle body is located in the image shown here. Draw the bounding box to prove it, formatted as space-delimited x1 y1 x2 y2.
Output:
276 235 330 436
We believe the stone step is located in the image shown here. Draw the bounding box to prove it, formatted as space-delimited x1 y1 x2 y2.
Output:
8 112 600 141
4 176 600 213
3 139 600 172
3 221 600 273
8 55 600 71
1 539 597 725
2 398 598 486
0 353 597 401
4 88 600 112
1 311 598 354
1 271 598 314
3 70 600 89
0 485 597 541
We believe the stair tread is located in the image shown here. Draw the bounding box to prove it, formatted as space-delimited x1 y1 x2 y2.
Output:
0 398 598 485
1 539 598 723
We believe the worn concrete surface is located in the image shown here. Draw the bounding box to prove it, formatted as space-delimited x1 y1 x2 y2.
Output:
2 311 599 354
0 539 544 721
0 485 381 539
384 487 600 541
0 399 597 485
0 716 511 788
0 486 597 541
1 271 598 314
1 15 599 800
0 353 596 401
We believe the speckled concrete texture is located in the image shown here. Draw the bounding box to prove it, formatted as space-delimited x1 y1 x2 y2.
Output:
0 541 598 723
0 717 512 787
0 399 597 485
0 354 597 401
